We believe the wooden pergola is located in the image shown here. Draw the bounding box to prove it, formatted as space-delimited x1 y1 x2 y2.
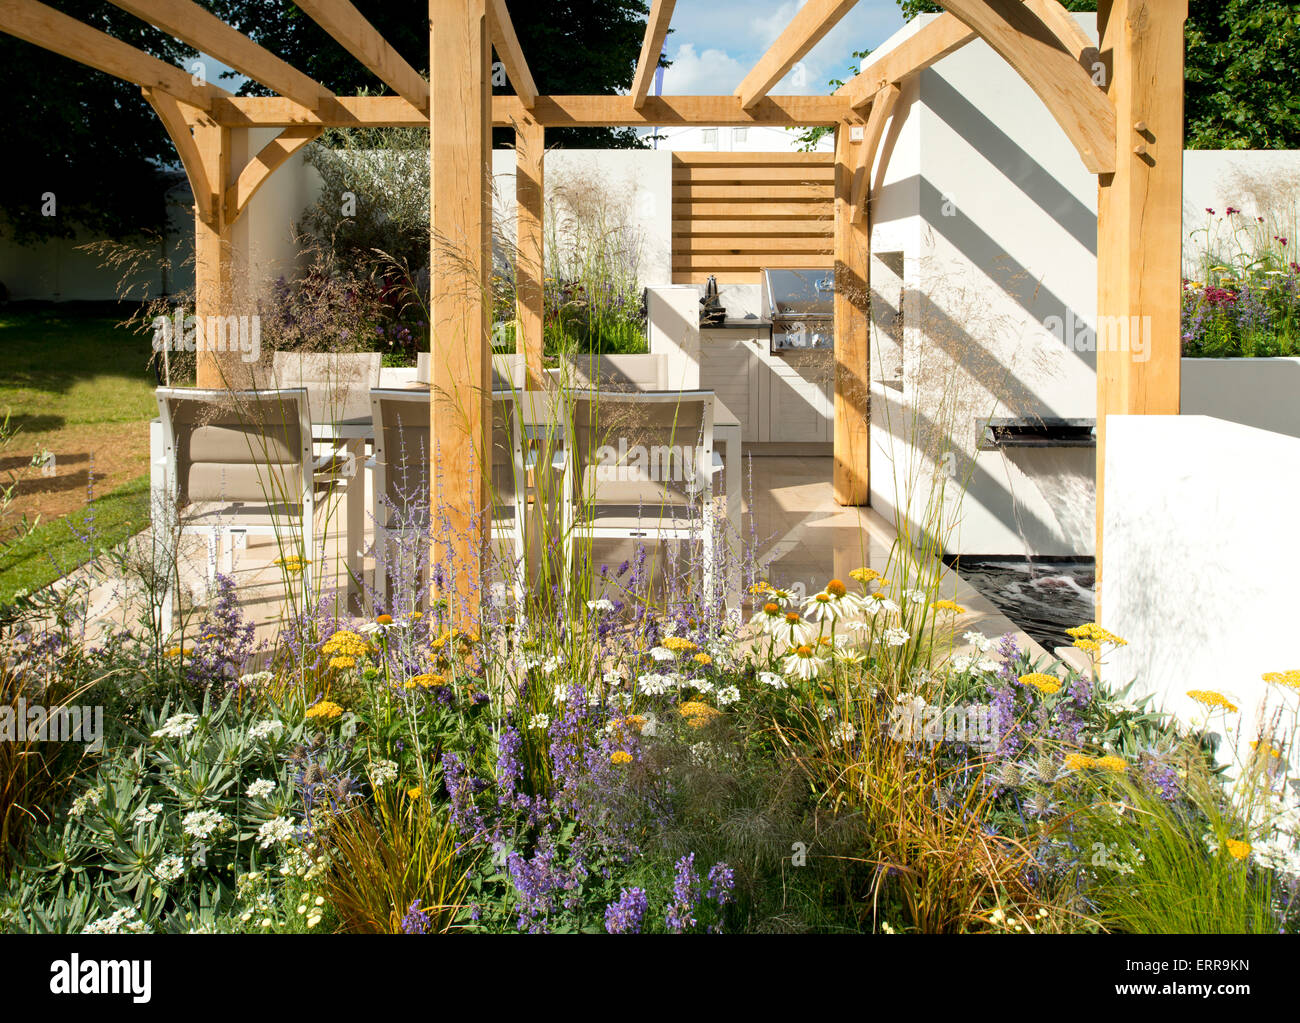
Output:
1 0 1186 620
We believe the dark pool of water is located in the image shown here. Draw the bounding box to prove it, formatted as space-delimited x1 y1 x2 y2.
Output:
948 557 1096 653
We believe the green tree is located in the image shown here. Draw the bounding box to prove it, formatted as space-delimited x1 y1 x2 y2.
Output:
2 1 661 245
0 2 196 243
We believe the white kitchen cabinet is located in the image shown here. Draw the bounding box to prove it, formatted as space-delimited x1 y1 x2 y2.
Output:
699 331 833 445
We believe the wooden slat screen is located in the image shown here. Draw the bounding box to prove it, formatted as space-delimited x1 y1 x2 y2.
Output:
671 151 834 284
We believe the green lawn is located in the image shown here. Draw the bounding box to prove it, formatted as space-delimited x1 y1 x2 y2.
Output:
0 302 157 600
0 473 151 602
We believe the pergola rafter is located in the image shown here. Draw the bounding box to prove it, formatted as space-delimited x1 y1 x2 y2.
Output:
486 0 538 108
630 0 676 109
1 0 228 111
107 0 333 112
735 0 859 110
293 0 431 112
0 0 1186 620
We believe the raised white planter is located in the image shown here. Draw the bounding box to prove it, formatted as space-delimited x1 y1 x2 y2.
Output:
1101 414 1300 773
1181 356 1300 440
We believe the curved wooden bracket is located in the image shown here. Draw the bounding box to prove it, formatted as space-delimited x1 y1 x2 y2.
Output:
144 87 218 228
223 126 323 225
850 84 900 224
936 0 1115 173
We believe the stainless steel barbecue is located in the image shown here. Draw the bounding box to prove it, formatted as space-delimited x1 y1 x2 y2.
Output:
762 268 835 354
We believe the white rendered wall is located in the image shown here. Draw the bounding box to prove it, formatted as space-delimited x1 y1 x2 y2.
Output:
1100 415 1300 772
492 148 673 291
867 14 1101 557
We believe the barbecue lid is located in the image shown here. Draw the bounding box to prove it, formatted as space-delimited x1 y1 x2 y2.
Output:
763 268 836 318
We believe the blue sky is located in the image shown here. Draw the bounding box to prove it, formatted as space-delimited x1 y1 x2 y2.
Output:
193 1 911 99
655 0 909 96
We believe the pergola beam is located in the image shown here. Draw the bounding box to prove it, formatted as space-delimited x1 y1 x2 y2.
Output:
1023 0 1099 64
143 88 216 226
836 12 976 110
293 0 430 112
849 84 899 224
202 93 857 128
107 0 332 111
736 0 858 110
630 0 676 109
486 0 538 108
224 126 323 223
0 0 228 111
934 0 1115 173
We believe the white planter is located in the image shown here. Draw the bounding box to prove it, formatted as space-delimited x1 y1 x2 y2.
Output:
1181 356 1300 440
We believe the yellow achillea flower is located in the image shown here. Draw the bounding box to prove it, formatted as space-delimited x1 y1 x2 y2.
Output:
693 652 712 665
662 636 698 653
849 567 881 584
164 645 194 659
1066 623 1127 647
1094 755 1127 773
407 787 422 800
1064 753 1096 771
624 714 647 733
305 701 344 720
679 701 721 728
1250 740 1283 758
273 556 305 574
1262 669 1300 691
610 751 633 765
1224 839 1251 861
1073 638 1101 654
328 656 356 670
749 581 773 595
931 599 966 614
1018 672 1062 695
322 629 368 661
1188 689 1238 712
404 673 443 690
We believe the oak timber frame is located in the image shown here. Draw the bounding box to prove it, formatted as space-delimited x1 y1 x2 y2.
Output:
0 0 1187 618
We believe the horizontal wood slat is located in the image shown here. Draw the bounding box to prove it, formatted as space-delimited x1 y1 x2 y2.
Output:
674 254 833 270
672 165 835 183
672 219 831 234
671 151 834 283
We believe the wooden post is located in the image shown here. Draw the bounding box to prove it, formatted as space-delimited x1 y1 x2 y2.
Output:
833 122 871 506
430 0 493 624
192 122 232 389
515 117 545 390
1094 0 1186 612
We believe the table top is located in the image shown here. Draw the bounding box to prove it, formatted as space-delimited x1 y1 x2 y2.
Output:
322 388 741 433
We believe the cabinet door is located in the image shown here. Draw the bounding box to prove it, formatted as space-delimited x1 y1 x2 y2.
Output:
768 354 832 443
700 337 765 442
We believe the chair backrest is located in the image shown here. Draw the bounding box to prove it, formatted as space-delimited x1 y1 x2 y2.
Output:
273 351 381 424
560 353 666 392
569 390 714 509
416 353 527 391
369 389 525 524
156 387 311 510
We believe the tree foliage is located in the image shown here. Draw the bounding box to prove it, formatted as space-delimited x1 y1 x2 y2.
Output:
3 0 656 244
0 2 195 243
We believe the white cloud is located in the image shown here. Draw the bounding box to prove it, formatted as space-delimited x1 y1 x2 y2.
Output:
660 43 749 96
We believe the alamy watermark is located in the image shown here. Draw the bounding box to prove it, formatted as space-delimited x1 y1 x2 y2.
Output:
1 700 104 752
1041 310 1151 362
152 308 262 364
887 696 998 751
